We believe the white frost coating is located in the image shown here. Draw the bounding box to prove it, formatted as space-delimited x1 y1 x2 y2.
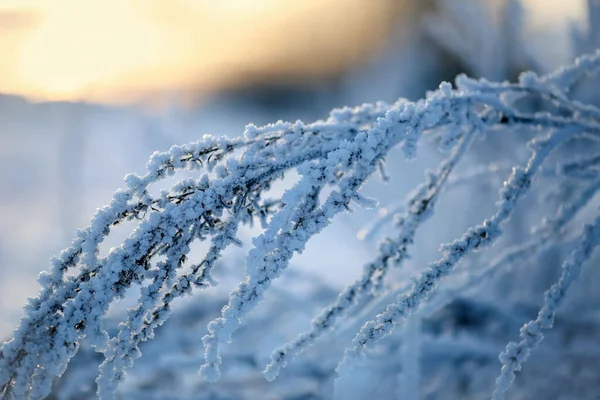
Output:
263 128 476 381
336 124 586 375
0 101 391 399
1 51 600 399
334 51 600 371
201 82 481 381
420 176 600 320
491 215 600 400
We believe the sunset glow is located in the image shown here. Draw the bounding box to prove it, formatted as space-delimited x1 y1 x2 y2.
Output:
0 0 397 103
0 0 584 104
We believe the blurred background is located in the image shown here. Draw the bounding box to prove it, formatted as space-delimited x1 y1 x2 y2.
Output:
0 0 591 342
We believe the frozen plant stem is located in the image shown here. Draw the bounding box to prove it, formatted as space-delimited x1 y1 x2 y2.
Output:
491 215 600 400
336 124 586 374
263 128 476 381
0 51 599 400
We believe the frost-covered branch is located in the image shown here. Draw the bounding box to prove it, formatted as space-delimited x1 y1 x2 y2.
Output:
491 215 600 400
336 123 587 374
1 50 600 400
263 128 476 381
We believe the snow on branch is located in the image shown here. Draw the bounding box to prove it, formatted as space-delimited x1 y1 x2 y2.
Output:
1 50 600 400
336 124 591 373
492 214 600 400
263 127 476 381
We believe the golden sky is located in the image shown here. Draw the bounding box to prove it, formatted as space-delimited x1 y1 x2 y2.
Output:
0 0 585 104
0 0 399 103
